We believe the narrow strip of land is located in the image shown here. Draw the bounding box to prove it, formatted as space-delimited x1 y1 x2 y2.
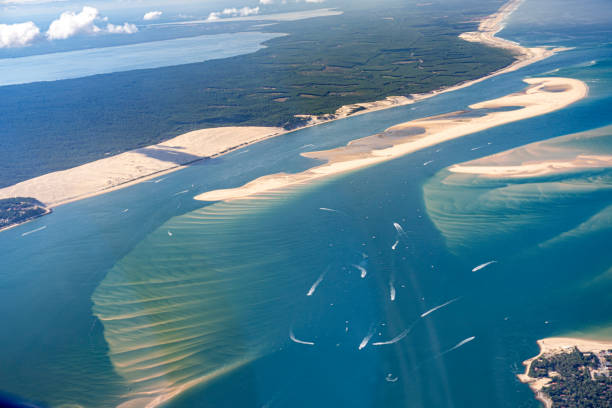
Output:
0 0 567 224
195 77 588 202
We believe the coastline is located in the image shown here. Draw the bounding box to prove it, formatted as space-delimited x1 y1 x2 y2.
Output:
518 337 612 408
195 77 588 202
0 0 560 228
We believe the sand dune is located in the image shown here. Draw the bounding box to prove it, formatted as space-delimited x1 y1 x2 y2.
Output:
0 127 283 207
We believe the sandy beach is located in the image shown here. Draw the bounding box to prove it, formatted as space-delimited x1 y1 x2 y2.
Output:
196 77 588 202
517 337 612 408
0 127 283 208
0 0 566 221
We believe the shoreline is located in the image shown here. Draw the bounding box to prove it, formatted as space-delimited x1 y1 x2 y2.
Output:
518 337 612 408
195 77 588 202
0 0 560 229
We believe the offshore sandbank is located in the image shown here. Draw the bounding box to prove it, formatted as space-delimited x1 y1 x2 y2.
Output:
0 0 565 224
195 77 588 202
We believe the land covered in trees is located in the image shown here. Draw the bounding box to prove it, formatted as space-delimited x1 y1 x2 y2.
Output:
0 198 50 231
526 347 612 407
0 0 515 188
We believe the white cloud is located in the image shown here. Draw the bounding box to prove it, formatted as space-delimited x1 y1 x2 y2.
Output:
207 6 260 21
106 22 138 34
259 0 325 3
46 6 138 40
46 6 101 40
0 21 40 48
0 0 65 4
143 10 162 21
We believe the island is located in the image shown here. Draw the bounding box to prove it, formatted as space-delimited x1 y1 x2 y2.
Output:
518 337 612 407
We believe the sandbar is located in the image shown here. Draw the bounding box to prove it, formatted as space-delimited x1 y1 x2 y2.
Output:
450 154 612 178
196 77 588 202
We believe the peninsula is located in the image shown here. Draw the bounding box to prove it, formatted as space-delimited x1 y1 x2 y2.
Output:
0 0 565 230
518 337 612 408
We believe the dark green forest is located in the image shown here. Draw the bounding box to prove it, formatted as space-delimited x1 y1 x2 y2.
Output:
0 198 48 230
0 1 515 188
529 348 612 407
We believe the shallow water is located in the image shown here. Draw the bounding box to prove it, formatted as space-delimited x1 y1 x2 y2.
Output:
0 0 611 406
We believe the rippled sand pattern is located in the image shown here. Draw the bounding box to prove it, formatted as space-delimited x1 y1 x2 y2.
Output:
424 126 612 253
92 193 317 407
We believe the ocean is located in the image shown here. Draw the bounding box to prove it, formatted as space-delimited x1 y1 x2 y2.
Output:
0 0 610 406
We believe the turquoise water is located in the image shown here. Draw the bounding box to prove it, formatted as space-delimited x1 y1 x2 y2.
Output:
0 32 282 87
0 0 611 406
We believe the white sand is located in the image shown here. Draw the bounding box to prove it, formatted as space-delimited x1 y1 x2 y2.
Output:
449 155 612 178
0 127 283 207
459 0 570 75
196 77 588 202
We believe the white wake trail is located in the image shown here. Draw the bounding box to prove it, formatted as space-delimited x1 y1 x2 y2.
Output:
372 329 409 346
472 261 497 272
447 336 476 353
307 271 327 296
289 330 315 346
21 226 46 237
420 297 460 318
393 222 407 236
358 327 376 350
353 264 367 278
319 207 338 213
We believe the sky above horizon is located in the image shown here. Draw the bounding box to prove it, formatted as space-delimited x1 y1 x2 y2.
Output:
0 0 334 50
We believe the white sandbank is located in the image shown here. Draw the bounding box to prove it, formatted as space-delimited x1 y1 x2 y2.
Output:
195 77 588 202
449 154 612 178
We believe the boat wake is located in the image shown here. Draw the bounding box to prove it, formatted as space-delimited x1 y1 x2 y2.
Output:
420 297 460 318
372 329 409 346
307 270 327 296
21 226 47 237
472 261 497 272
352 264 367 278
290 329 315 346
358 327 376 350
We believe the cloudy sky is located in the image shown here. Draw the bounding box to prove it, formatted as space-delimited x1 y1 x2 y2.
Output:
0 0 331 49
